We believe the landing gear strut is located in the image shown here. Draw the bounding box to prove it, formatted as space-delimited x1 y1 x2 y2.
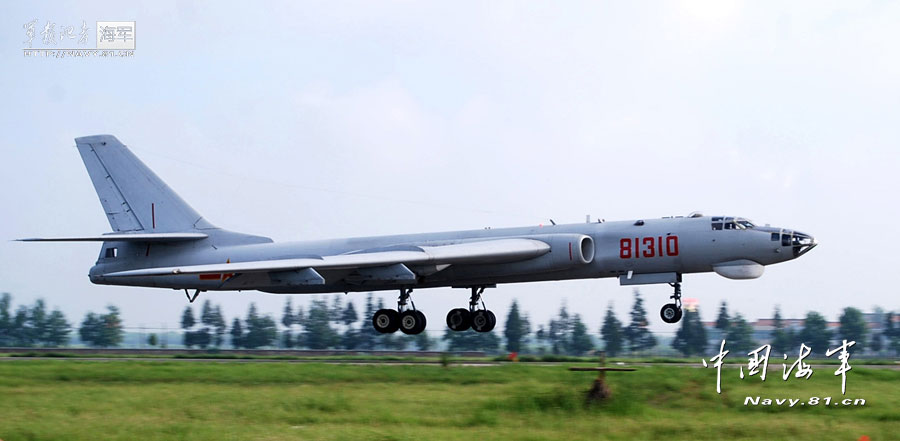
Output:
372 288 427 335
446 287 496 332
184 289 202 303
660 282 684 324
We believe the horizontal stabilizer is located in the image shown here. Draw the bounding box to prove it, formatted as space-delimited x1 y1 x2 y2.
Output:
17 232 208 242
103 238 550 277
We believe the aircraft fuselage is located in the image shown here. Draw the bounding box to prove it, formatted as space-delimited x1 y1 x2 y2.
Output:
88 215 814 294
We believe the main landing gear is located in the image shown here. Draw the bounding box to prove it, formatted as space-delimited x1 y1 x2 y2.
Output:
372 288 427 335
446 287 496 333
660 282 684 324
370 286 497 334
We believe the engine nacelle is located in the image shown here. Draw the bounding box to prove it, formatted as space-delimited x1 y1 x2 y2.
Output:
500 233 595 274
539 233 595 267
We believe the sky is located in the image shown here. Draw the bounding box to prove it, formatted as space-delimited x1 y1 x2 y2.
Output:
1 1 898 337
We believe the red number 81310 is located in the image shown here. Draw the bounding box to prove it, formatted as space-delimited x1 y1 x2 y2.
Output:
619 236 678 259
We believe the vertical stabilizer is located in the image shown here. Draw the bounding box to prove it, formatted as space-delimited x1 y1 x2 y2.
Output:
74 135 215 232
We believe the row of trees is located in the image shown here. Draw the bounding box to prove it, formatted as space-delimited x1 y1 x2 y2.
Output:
0 293 124 348
3 290 900 355
0 294 70 347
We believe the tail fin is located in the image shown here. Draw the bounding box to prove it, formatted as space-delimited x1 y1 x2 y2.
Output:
75 135 215 232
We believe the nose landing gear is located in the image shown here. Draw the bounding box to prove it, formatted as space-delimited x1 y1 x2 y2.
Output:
660 282 684 324
372 288 427 335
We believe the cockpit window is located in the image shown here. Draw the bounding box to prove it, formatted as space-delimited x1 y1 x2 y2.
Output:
712 216 754 231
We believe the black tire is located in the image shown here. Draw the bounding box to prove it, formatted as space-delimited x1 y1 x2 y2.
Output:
660 303 682 324
472 310 493 332
446 308 471 331
373 309 400 333
413 310 427 335
399 310 424 335
483 310 496 332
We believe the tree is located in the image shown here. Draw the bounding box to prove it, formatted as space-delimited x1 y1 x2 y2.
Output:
243 303 277 349
715 301 730 333
838 307 868 351
770 307 791 354
0 293 11 346
504 300 529 353
884 312 900 356
211 305 227 347
625 291 656 352
358 293 378 350
45 309 71 347
181 306 196 348
12 306 32 346
29 299 47 346
79 306 123 347
191 300 214 349
330 296 343 324
547 304 572 354
569 314 593 355
341 301 358 327
148 333 158 346
725 313 755 353
798 312 831 355
100 306 124 348
230 317 244 348
340 300 361 349
303 299 339 349
600 304 625 356
672 307 707 356
79 312 102 347
282 297 296 348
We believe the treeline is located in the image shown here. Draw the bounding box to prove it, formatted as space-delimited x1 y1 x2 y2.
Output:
0 294 70 347
0 293 124 348
3 290 900 356
179 295 440 351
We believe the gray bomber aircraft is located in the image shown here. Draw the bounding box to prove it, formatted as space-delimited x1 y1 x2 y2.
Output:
20 135 817 334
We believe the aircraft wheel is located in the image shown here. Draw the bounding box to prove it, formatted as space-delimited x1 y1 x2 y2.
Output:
413 310 427 334
472 310 494 333
373 309 400 333
446 308 471 331
400 310 426 335
660 303 683 324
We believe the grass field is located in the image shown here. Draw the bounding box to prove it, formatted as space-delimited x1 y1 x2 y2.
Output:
1 359 897 441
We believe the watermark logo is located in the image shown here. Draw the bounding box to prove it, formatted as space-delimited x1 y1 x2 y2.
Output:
22 19 135 58
97 21 135 50
701 339 860 398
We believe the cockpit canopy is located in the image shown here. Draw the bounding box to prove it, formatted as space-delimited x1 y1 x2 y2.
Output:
711 216 755 231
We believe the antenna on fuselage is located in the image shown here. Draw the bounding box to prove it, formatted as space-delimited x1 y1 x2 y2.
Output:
549 219 556 225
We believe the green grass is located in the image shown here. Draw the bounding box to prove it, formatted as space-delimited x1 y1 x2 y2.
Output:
0 360 897 441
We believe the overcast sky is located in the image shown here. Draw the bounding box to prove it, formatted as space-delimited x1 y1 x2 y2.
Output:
2 1 898 336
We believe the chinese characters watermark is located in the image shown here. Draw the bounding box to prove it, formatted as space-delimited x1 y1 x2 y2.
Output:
21 19 135 58
701 339 858 395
